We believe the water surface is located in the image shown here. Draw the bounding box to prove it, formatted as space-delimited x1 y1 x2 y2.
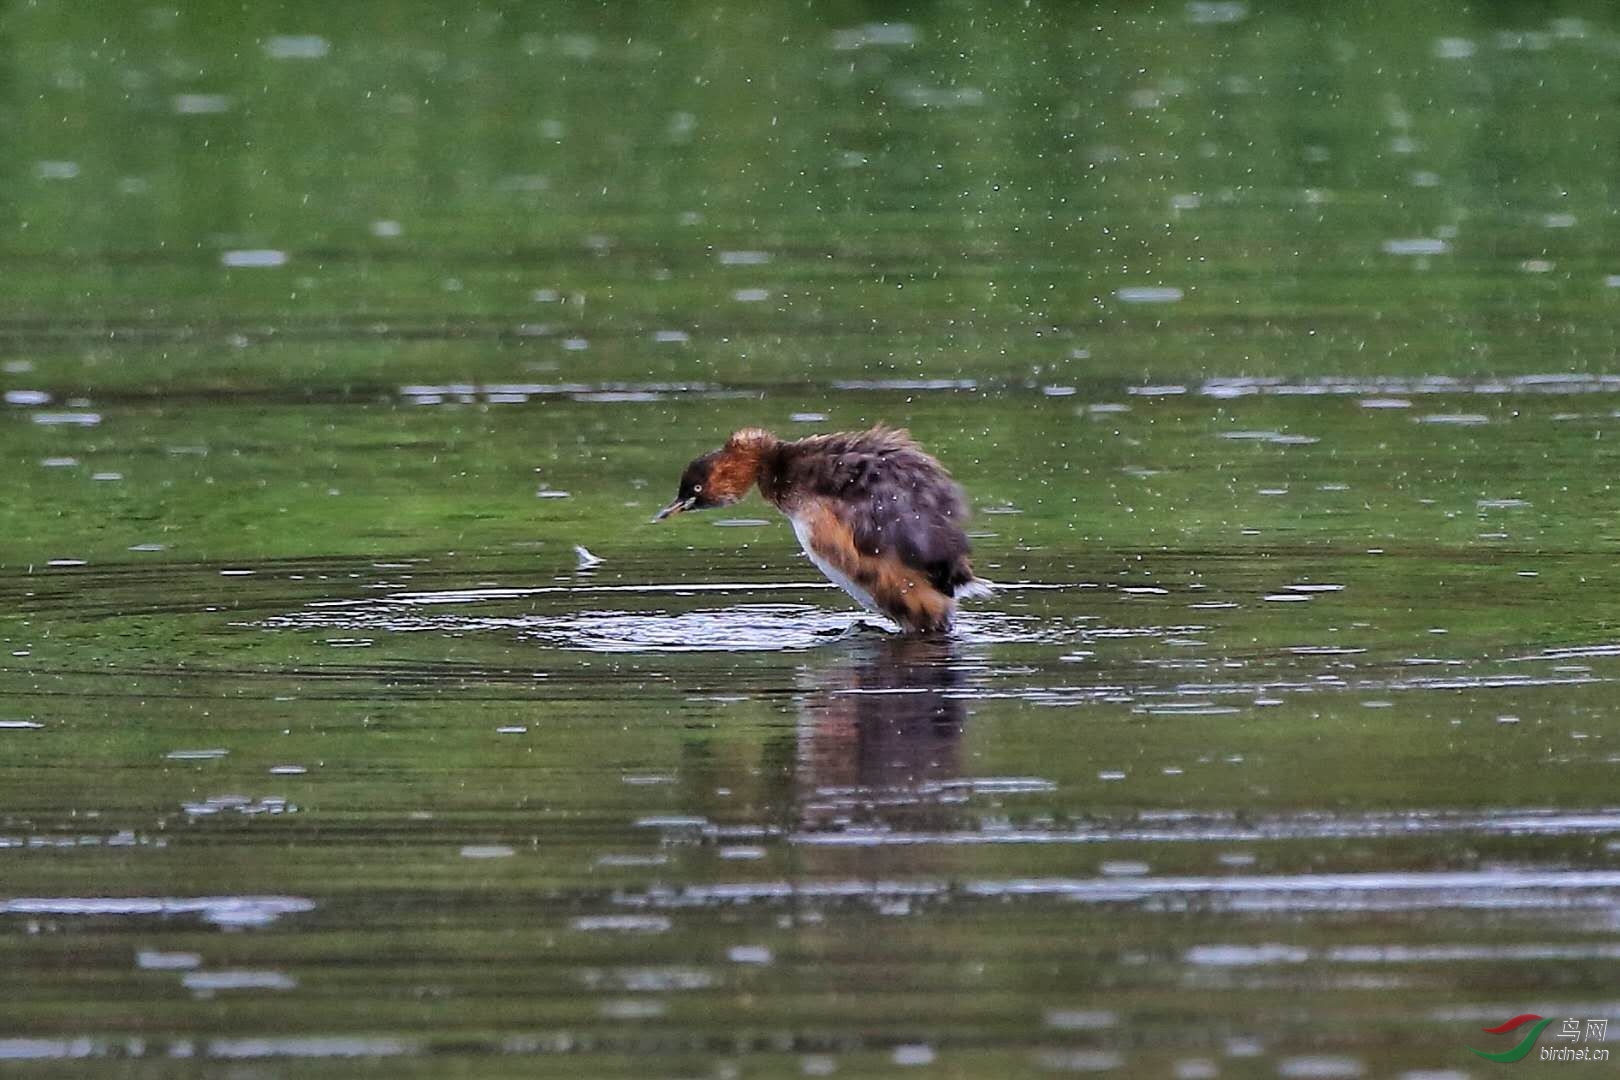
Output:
4 2 1620 1076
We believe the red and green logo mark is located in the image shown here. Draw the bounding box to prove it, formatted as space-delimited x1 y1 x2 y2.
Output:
1467 1015 1554 1063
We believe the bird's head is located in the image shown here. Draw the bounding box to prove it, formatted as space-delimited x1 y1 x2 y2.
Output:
652 428 777 522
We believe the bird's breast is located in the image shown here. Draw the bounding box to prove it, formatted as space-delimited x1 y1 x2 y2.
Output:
789 513 880 615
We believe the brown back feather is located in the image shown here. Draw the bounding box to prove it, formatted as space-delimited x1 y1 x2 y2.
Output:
780 427 975 596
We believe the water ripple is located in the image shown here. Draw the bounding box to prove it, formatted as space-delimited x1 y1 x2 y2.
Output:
268 594 1080 651
0 896 314 928
791 807 1620 846
615 869 1620 915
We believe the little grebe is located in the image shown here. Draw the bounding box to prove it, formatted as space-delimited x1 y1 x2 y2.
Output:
653 426 993 633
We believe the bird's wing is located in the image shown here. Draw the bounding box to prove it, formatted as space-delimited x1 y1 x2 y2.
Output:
789 432 974 595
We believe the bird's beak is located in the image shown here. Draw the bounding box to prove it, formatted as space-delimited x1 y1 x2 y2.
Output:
652 496 695 523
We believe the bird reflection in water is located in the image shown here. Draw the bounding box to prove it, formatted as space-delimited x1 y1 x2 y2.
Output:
795 635 967 833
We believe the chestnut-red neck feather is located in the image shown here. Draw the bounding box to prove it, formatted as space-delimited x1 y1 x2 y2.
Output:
709 428 782 503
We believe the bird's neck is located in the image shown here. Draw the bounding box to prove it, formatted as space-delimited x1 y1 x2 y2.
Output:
716 428 783 503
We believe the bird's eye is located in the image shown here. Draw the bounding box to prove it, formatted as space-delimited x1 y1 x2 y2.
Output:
693 484 702 493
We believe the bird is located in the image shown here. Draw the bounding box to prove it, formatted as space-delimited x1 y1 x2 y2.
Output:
652 425 993 633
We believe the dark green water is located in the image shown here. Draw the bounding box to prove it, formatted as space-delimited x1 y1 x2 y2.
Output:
4 2 1620 1076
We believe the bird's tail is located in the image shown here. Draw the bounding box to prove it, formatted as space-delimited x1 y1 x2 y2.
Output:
955 578 997 601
